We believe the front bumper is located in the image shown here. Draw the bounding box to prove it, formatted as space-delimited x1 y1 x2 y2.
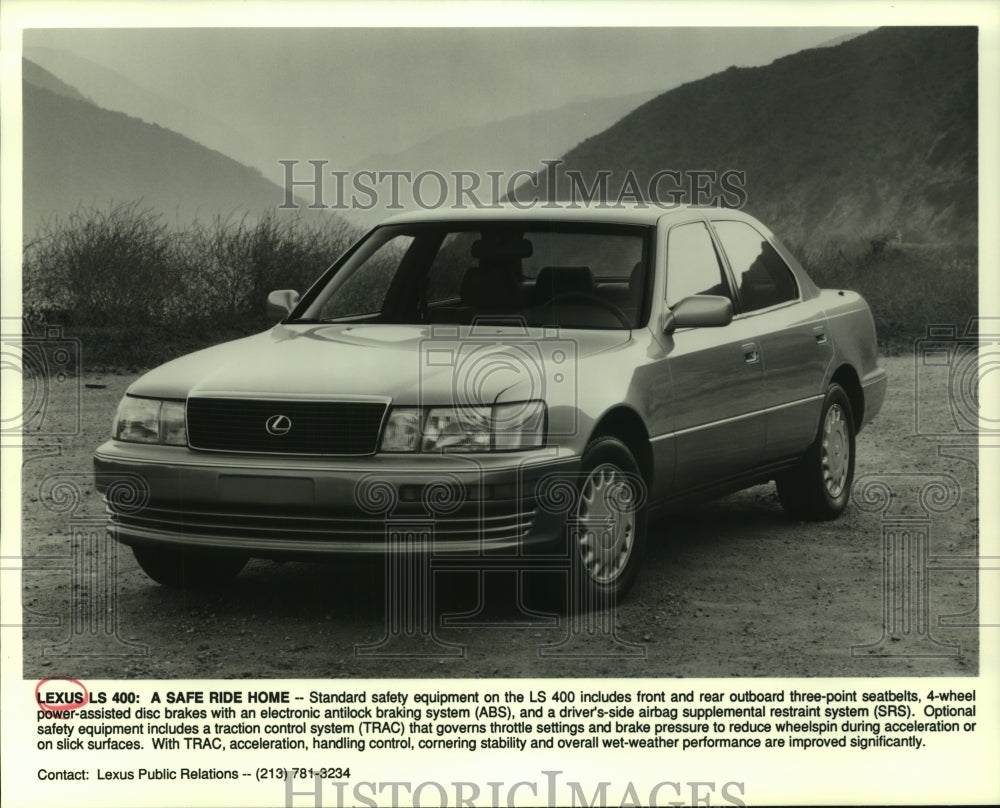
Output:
93 442 579 557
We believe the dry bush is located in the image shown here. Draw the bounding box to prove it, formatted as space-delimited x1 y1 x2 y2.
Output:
22 204 362 369
793 238 977 353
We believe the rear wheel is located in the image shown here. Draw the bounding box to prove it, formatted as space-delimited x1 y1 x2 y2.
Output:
132 544 248 589
776 383 855 520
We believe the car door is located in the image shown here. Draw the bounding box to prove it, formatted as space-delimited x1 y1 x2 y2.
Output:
656 219 766 491
709 218 834 463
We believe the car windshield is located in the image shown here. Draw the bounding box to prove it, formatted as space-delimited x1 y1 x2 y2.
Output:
293 222 652 329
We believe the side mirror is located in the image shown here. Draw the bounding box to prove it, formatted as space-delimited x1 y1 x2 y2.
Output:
663 294 733 335
267 289 300 320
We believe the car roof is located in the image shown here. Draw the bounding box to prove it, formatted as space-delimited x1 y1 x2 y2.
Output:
377 204 765 229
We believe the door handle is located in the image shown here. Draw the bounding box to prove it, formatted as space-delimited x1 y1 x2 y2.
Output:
742 343 759 364
813 326 827 344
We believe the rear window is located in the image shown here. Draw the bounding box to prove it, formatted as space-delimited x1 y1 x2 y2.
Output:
712 220 798 312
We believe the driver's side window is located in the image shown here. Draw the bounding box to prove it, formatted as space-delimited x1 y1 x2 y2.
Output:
665 222 730 308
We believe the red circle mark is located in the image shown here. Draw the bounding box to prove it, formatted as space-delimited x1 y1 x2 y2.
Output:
35 677 90 714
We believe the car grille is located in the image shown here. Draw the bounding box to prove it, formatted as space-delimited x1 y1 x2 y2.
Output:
186 398 386 455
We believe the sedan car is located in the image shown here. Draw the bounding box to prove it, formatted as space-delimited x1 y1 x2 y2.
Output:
94 205 886 602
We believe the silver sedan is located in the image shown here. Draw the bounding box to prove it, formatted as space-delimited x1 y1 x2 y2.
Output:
94 205 887 602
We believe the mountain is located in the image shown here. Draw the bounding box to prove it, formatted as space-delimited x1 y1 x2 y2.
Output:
24 47 260 177
23 46 658 232
22 66 327 237
527 27 977 250
22 58 91 103
343 90 659 227
814 32 866 49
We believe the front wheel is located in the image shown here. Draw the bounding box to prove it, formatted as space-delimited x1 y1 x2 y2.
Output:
132 544 248 589
568 436 648 605
776 383 856 520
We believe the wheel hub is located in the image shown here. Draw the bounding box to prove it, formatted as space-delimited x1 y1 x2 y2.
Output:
821 403 850 498
575 463 636 584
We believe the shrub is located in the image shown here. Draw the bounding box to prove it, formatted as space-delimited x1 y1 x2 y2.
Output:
180 213 359 330
22 204 362 369
792 237 977 354
23 202 185 329
22 205 975 367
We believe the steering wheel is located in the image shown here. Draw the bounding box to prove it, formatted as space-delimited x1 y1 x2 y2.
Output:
544 292 632 328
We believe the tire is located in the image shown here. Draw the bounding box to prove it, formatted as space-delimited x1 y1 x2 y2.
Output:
776 383 856 520
566 436 648 606
132 544 248 589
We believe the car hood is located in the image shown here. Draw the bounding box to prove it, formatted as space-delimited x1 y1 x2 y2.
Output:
127 322 632 405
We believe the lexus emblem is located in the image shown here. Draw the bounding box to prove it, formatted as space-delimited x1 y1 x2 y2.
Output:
265 414 292 436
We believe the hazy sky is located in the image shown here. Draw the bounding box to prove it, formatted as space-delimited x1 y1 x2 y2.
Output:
24 27 868 167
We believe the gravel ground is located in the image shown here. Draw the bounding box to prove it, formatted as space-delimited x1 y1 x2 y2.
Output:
18 355 980 679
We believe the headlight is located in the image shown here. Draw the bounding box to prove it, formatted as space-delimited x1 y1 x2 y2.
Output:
114 396 187 446
379 401 546 452
423 406 492 452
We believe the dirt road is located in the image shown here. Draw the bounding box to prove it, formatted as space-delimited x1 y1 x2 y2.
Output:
18 356 980 679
